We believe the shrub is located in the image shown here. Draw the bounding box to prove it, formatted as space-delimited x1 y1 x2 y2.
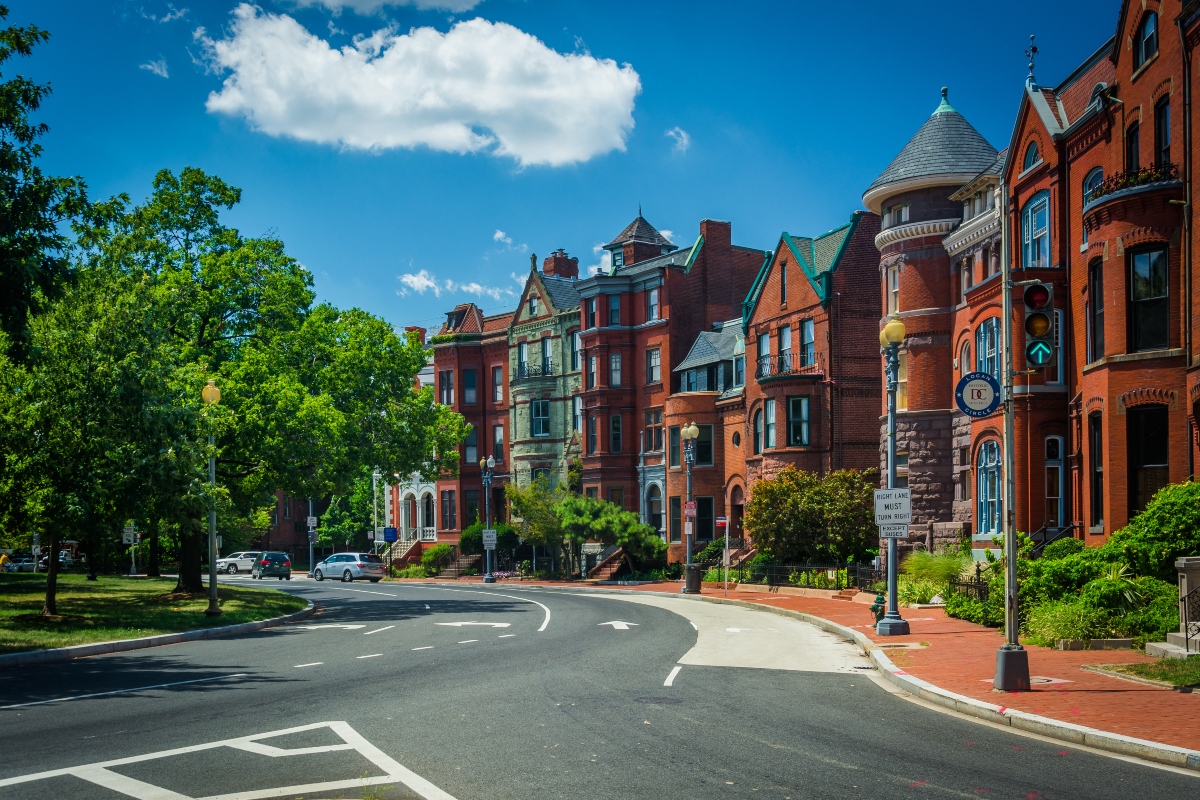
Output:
944 591 993 626
391 564 432 579
1024 600 1111 647
903 550 968 584
1080 563 1142 614
1103 480 1200 581
694 540 727 562
1041 537 1085 560
421 543 452 570
458 522 519 555
1110 577 1179 647
898 578 941 605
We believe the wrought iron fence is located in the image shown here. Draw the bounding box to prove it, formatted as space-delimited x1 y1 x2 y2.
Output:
734 562 877 590
1030 523 1080 558
754 352 823 380
516 362 555 379
949 578 990 604
1086 162 1180 204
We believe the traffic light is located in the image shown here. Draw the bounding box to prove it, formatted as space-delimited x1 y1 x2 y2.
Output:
1023 283 1055 369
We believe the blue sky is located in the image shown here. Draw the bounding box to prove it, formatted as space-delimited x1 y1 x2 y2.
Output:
23 1 1114 333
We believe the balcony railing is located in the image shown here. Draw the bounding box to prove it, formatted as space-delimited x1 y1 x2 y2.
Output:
755 351 822 380
1086 162 1180 205
516 362 555 379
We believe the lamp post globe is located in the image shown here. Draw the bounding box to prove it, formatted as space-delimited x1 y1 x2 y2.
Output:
203 380 221 617
879 317 906 348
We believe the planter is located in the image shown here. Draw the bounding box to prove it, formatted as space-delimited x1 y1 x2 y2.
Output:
1056 638 1134 651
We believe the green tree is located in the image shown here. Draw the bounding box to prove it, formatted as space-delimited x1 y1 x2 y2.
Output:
556 494 664 575
320 468 377 550
0 7 88 362
743 467 878 564
506 477 567 570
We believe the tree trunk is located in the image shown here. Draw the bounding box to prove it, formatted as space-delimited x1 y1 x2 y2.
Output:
42 530 60 615
175 516 205 593
147 522 160 577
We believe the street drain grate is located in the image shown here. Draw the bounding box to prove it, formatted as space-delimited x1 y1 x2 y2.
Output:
853 665 874 670
633 697 683 705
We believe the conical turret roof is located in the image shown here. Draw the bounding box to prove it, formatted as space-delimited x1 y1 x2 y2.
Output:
605 213 676 251
863 88 997 211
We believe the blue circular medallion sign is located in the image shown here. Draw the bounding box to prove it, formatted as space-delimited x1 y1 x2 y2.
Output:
955 371 1001 418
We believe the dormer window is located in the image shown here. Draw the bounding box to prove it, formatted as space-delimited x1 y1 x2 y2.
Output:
611 250 624 268
1023 141 1040 170
1135 12 1158 70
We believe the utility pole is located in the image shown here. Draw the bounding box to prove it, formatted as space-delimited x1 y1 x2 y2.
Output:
995 182 1031 691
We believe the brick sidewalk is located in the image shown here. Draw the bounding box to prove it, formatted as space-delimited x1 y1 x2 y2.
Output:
438 577 1200 752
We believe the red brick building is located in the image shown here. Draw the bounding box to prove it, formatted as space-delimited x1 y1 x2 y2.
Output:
574 215 767 561
430 303 514 542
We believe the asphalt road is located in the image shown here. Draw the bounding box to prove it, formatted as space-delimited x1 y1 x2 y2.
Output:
0 577 1196 800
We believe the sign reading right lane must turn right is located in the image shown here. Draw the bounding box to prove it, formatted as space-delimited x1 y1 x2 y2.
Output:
874 488 912 525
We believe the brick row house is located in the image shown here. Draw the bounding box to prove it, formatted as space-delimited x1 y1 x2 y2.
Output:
863 0 1200 557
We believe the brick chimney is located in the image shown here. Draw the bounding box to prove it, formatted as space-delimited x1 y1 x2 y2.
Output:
405 325 427 344
542 249 579 279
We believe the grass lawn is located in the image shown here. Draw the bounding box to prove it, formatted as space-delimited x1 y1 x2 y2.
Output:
1102 657 1200 688
0 573 308 655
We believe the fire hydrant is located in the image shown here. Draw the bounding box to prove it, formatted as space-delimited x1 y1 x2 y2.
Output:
870 591 886 623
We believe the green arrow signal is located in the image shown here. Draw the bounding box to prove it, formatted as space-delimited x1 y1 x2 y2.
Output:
1025 341 1053 366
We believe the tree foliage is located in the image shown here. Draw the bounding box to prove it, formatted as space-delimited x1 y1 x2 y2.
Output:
743 467 878 563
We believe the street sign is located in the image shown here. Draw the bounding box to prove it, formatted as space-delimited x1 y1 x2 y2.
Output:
684 501 697 518
123 531 134 545
307 516 318 529
879 524 909 539
383 527 398 543
716 516 728 528
308 531 318 545
367 529 375 541
482 529 497 550
874 488 912 525
954 371 1001 418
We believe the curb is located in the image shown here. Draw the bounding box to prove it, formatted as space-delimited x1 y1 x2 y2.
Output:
511 582 1200 773
0 601 316 670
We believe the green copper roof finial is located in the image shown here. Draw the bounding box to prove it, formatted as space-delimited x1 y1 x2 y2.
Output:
935 86 956 115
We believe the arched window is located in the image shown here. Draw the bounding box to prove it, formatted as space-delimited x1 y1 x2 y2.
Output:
1135 12 1158 69
1082 168 1103 245
977 440 1002 535
753 409 763 455
975 318 1000 382
1024 141 1040 170
1022 191 1051 268
959 340 971 377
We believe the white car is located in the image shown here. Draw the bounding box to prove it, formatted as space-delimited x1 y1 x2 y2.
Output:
313 553 385 583
216 551 261 574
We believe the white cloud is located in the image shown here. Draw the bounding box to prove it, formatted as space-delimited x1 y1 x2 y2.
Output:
492 229 528 254
493 230 510 244
586 242 611 276
140 57 170 78
511 271 526 287
141 4 188 23
398 269 512 301
665 126 690 153
200 5 641 167
290 0 483 14
659 229 674 243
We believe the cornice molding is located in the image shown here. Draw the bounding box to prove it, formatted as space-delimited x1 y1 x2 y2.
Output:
943 211 1001 256
875 218 960 251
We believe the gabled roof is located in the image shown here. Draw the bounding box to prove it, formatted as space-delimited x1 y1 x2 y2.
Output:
604 213 677 251
742 212 866 330
863 88 997 212
439 303 483 335
674 320 743 373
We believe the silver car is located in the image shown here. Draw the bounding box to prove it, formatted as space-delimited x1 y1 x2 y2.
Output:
313 553 385 583
216 551 261 574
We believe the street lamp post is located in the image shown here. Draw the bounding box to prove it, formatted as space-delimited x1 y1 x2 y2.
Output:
372 470 382 553
480 456 496 584
877 319 909 636
680 421 700 594
201 380 222 618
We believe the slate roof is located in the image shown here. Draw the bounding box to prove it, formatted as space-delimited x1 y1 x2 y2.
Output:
674 320 743 372
865 89 997 198
605 213 677 250
611 240 695 276
789 221 855 277
540 274 581 311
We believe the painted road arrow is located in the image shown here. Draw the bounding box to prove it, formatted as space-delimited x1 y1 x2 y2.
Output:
434 622 512 628
598 621 639 630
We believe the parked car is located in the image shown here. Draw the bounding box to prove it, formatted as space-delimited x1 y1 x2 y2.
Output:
216 551 262 574
38 551 75 571
4 556 36 573
251 551 292 580
313 552 385 583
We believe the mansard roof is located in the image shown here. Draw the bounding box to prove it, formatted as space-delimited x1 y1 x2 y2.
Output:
863 88 997 212
604 213 677 252
674 320 743 373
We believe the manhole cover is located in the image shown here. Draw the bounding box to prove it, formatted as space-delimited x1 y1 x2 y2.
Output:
633 697 682 705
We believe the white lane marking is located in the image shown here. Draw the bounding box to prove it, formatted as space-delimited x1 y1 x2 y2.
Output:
0 721 459 800
690 621 698 630
457 639 478 644
598 621 638 630
0 674 248 710
294 662 323 668
356 654 383 659
664 666 683 687
292 624 366 631
434 621 511 628
726 627 753 633
498 634 516 638
412 646 433 651
364 625 395 635
424 604 431 610
405 585 552 632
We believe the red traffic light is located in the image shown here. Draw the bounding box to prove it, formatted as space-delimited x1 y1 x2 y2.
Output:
1024 284 1051 310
